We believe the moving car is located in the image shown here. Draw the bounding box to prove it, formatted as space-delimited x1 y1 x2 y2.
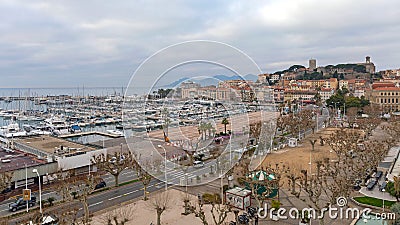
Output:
9 196 36 212
193 161 205 168
95 181 107 190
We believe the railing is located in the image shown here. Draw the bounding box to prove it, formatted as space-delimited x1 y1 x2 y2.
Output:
14 142 49 159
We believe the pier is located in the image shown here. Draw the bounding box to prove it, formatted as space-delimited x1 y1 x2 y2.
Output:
59 131 122 138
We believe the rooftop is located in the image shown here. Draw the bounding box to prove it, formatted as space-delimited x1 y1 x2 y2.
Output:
0 148 46 173
15 135 97 157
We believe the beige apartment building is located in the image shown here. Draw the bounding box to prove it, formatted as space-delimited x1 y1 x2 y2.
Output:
367 86 400 112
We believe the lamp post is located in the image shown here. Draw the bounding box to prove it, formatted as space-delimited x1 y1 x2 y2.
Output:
32 169 42 215
382 188 385 212
157 145 168 191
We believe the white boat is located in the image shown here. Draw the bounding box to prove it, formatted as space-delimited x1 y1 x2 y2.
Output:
0 123 28 138
45 116 69 130
106 130 124 136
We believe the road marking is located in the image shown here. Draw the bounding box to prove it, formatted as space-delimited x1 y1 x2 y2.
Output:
89 201 103 207
125 190 140 195
108 195 122 201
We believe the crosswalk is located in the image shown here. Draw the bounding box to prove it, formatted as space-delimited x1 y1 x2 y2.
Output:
164 168 198 183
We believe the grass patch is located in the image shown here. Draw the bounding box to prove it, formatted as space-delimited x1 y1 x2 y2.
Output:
118 179 139 187
91 179 139 194
91 187 111 195
353 196 396 208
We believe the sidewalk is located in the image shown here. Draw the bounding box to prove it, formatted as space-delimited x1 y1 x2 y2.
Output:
359 187 396 201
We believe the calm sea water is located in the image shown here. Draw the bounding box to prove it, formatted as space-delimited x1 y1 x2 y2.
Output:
0 86 158 97
0 87 125 97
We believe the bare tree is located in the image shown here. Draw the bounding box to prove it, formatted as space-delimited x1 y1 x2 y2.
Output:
54 169 76 202
183 139 200 166
100 203 136 225
92 151 133 187
74 174 99 224
0 171 13 192
299 162 328 225
193 194 232 225
147 191 172 225
56 206 81 225
131 159 153 201
249 121 262 139
309 139 317 151
284 163 303 196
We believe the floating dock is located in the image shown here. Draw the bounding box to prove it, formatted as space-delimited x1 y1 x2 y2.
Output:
59 131 122 138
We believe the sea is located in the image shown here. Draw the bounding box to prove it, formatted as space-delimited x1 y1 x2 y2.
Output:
0 87 125 97
0 86 158 98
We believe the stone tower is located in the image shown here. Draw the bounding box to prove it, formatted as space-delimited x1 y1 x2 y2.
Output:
366 56 371 64
309 59 317 71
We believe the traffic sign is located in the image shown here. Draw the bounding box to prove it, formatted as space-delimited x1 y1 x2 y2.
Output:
23 189 31 201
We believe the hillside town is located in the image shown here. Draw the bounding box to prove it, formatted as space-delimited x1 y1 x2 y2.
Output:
176 56 400 115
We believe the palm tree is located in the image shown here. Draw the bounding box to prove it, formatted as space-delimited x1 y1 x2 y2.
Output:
198 122 207 140
161 108 170 136
221 117 229 135
205 122 213 138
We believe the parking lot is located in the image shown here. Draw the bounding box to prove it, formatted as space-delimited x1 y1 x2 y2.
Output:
359 170 396 201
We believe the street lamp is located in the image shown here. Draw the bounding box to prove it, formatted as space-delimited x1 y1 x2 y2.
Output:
32 169 42 215
382 188 386 212
157 145 168 191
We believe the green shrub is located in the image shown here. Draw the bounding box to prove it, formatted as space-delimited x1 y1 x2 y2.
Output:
223 185 229 193
202 193 222 204
237 177 246 186
271 199 281 209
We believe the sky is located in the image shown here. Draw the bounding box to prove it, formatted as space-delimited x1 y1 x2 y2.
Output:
1 0 400 88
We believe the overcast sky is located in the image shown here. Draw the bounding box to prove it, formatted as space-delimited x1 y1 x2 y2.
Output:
1 0 400 88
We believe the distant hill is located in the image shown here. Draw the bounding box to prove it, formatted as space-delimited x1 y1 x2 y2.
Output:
164 74 258 87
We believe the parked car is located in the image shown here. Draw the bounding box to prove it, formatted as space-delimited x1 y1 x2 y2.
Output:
9 196 36 212
375 171 383 179
380 182 387 191
353 184 361 191
1 187 12 194
367 180 377 190
95 181 107 190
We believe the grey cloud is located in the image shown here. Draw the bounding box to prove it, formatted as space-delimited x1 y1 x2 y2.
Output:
0 0 399 88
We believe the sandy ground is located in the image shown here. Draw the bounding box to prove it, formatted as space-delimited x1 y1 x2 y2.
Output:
259 128 340 179
146 111 275 141
91 189 236 225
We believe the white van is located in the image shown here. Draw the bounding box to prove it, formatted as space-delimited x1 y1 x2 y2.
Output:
193 161 204 168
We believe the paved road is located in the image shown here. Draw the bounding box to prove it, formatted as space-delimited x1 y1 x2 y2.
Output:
0 169 138 217
7 178 166 225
